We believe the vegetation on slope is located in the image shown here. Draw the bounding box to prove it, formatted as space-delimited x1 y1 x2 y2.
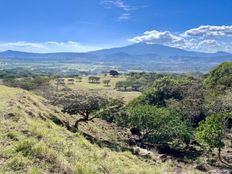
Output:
0 85 202 174
205 62 232 88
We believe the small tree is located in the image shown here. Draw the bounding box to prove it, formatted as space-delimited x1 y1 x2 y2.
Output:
76 77 82 82
58 92 107 128
67 78 75 85
195 113 230 161
131 84 141 91
109 70 119 77
102 79 110 86
88 76 100 83
115 81 131 91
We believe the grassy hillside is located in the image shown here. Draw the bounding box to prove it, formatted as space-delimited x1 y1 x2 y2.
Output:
0 85 203 174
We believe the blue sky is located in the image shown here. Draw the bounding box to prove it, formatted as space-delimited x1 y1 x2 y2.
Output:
0 0 232 53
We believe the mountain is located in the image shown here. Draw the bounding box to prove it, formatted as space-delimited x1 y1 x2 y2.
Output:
0 43 232 73
1 43 231 59
90 43 206 57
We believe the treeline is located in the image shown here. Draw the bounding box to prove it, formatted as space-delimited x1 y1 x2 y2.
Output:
115 72 194 92
3 76 52 91
0 68 34 79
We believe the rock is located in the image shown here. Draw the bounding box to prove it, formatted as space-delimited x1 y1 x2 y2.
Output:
132 147 151 158
130 128 141 136
159 154 168 162
128 138 137 146
209 169 231 174
7 112 15 117
195 164 208 172
173 166 182 174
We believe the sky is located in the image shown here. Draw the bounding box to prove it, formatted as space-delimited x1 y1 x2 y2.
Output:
0 0 232 53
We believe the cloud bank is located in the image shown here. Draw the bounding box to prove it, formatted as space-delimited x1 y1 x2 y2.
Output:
0 41 100 53
129 25 232 53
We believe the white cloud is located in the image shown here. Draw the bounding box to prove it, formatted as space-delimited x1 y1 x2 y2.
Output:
0 41 100 53
129 25 232 53
182 25 232 37
101 0 138 21
3 41 46 49
101 0 132 11
118 13 131 21
128 30 184 45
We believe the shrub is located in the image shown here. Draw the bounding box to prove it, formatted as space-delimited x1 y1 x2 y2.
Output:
195 113 231 160
120 105 190 146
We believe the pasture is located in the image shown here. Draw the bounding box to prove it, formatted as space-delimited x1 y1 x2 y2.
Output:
62 75 141 103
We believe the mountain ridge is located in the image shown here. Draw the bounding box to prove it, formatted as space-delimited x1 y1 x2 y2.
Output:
0 43 231 58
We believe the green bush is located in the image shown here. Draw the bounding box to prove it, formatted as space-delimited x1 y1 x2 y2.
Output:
120 105 190 146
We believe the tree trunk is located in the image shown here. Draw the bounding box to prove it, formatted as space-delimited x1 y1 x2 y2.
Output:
74 116 88 129
218 148 222 161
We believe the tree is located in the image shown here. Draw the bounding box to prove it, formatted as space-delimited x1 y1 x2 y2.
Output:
204 62 232 88
137 77 189 107
195 113 231 161
102 79 110 86
67 78 75 85
131 84 141 91
109 70 119 77
57 92 107 128
99 98 124 122
120 105 190 147
115 81 132 91
88 76 100 83
76 77 82 82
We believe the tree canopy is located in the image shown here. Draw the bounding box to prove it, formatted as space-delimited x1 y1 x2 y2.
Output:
205 62 232 88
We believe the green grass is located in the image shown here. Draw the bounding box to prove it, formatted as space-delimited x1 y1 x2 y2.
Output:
0 85 203 174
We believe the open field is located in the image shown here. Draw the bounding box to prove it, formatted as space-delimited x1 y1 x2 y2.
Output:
63 75 141 103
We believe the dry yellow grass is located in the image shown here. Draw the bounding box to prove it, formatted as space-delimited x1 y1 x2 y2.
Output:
63 75 141 103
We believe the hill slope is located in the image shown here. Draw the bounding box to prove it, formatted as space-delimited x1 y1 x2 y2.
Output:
0 85 203 174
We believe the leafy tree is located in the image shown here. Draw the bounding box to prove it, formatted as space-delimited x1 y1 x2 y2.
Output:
131 84 141 91
109 70 119 77
76 77 82 82
120 105 190 146
99 98 124 122
195 113 231 160
67 78 75 85
88 76 100 83
137 77 189 107
115 81 132 91
57 92 107 128
102 79 110 86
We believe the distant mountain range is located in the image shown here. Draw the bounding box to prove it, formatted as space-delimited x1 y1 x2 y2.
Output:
0 43 231 58
0 43 232 73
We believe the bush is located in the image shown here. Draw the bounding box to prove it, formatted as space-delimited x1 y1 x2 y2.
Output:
120 105 190 146
195 113 231 160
